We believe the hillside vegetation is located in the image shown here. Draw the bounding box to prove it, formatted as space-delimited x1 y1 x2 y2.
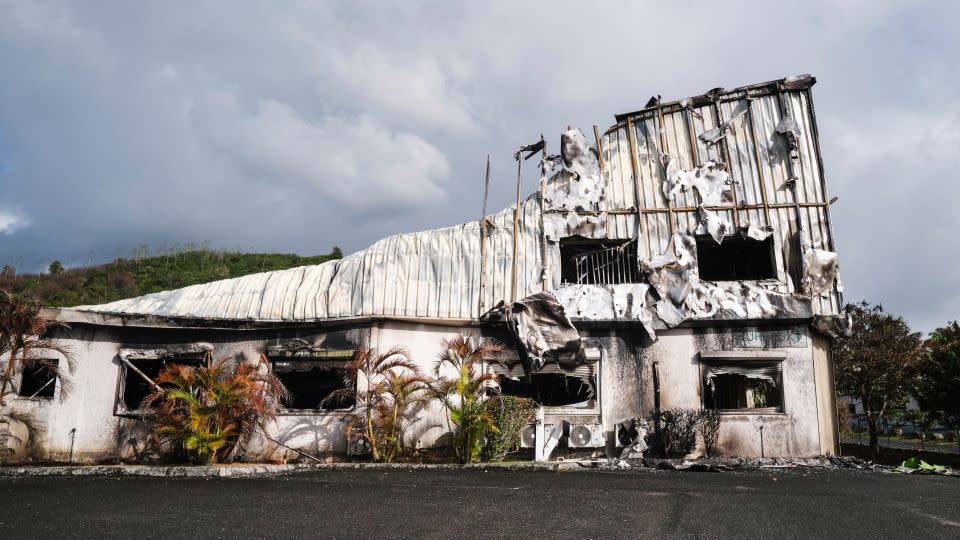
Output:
0 247 343 308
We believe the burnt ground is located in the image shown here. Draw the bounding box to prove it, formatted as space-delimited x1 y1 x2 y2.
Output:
0 467 958 538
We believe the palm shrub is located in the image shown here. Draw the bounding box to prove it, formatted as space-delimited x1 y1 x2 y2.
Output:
376 371 430 462
325 346 423 462
432 336 504 464
143 354 288 464
0 290 74 405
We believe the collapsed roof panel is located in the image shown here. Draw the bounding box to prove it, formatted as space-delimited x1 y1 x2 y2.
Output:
68 75 841 330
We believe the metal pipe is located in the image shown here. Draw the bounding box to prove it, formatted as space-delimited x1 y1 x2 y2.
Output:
745 103 773 228
655 102 676 236
119 356 163 392
713 98 740 230
511 154 522 303
624 117 646 237
538 141 549 290
478 155 490 316
27 377 55 399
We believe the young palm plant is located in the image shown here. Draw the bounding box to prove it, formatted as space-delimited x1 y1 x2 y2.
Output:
143 354 288 464
0 290 74 405
325 346 419 462
432 335 505 464
377 371 430 462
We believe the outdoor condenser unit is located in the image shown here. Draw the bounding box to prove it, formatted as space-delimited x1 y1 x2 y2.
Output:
567 423 605 448
346 430 371 457
520 423 555 448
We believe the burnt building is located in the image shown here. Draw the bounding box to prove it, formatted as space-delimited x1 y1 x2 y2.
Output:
6 75 844 462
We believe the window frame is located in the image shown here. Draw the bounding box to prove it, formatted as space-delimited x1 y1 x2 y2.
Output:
699 351 787 415
486 345 602 416
266 348 357 416
694 234 779 282
17 359 59 400
114 345 212 417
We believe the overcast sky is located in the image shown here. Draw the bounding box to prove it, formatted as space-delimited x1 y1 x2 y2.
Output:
0 1 957 333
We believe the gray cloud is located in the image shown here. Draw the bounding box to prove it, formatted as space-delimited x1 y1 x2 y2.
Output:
0 0 956 333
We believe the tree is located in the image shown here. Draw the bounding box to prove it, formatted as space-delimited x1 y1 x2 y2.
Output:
833 301 923 458
331 247 344 259
48 261 63 275
432 335 503 463
144 354 288 464
915 322 960 441
0 290 74 405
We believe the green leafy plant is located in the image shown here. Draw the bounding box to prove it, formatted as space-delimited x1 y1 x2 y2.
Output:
833 301 924 458
432 336 504 464
325 346 422 462
482 395 537 462
143 354 288 464
376 371 430 463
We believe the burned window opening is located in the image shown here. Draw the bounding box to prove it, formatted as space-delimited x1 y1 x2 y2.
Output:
702 361 783 413
696 236 776 281
497 373 596 407
18 360 58 399
122 357 204 411
560 237 640 285
271 359 356 412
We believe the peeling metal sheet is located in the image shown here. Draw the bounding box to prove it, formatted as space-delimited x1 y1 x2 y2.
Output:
542 128 605 212
662 158 732 206
743 223 773 241
542 212 606 242
695 205 732 244
698 100 750 145
803 248 840 296
811 313 853 338
508 291 582 372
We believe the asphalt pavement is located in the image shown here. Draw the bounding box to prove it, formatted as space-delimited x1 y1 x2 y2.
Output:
1 467 958 538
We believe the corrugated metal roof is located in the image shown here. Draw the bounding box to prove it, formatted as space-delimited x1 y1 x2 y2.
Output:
69 75 841 325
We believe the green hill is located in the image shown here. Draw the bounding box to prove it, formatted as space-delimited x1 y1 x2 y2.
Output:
0 247 343 308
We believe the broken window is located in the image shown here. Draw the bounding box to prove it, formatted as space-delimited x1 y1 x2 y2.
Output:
695 236 776 281
702 361 783 413
267 349 356 412
488 350 600 413
121 357 204 411
560 237 640 285
18 360 58 399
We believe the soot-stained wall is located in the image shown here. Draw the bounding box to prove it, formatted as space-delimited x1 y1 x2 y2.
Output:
637 324 832 457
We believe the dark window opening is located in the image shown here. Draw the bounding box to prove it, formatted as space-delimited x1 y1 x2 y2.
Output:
271 360 355 411
497 373 596 407
703 362 783 413
696 236 776 281
560 237 640 285
123 357 203 411
19 361 58 399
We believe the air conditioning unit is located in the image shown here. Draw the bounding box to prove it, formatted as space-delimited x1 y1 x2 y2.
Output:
346 430 372 457
520 423 555 448
567 423 605 448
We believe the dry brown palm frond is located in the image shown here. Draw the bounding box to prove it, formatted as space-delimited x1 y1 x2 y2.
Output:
0 290 76 404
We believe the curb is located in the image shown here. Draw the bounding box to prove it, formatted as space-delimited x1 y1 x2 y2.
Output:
0 461 575 478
